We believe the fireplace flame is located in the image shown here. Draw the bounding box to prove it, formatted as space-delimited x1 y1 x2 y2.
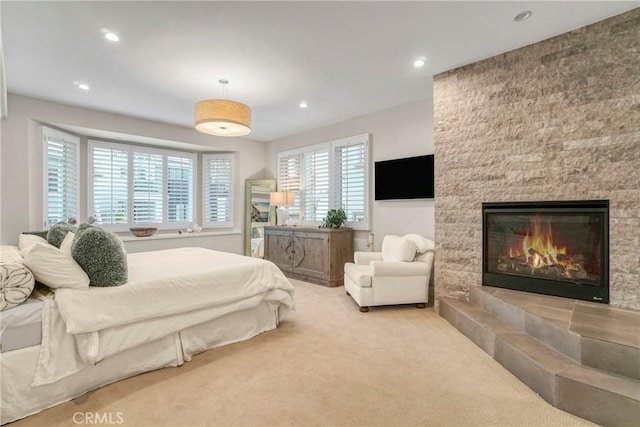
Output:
507 215 583 275
521 216 566 268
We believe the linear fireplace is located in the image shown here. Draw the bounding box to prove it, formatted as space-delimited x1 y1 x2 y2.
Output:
482 200 609 304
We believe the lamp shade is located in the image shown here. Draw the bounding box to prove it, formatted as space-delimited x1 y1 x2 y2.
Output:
195 99 251 137
269 191 295 206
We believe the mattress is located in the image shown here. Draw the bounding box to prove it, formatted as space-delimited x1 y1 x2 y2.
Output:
0 297 43 352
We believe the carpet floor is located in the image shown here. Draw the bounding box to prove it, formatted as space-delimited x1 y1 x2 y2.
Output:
13 279 594 426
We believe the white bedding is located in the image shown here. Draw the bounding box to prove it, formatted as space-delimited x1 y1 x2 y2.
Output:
2 301 279 425
0 296 43 352
33 247 294 386
56 247 293 333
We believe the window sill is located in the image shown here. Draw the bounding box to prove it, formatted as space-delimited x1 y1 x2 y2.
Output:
119 229 241 242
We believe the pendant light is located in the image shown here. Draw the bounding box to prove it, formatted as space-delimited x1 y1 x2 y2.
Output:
195 79 251 137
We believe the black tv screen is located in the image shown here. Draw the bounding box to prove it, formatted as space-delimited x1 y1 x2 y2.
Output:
374 154 434 200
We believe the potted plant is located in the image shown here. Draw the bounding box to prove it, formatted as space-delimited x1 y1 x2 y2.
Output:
322 209 347 229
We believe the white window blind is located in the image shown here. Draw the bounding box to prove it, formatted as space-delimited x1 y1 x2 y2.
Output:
167 156 195 223
303 147 330 222
43 127 80 228
132 152 164 224
334 139 367 226
277 133 370 230
91 145 129 225
203 154 233 227
88 141 196 230
277 153 301 222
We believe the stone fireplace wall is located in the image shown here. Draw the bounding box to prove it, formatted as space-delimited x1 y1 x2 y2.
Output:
433 9 640 310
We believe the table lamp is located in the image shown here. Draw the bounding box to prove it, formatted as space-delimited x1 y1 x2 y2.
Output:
270 191 295 226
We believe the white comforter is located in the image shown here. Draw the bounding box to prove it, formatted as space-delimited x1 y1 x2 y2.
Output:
33 247 294 386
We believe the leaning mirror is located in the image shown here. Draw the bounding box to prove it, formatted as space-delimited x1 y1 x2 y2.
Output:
244 179 276 257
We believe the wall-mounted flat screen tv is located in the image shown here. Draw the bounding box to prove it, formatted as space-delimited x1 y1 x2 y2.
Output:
374 154 434 200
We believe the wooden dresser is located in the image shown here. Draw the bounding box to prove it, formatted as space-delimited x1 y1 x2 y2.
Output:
263 226 354 287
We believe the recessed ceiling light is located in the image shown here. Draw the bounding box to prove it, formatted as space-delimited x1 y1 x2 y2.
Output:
413 57 426 67
104 32 120 42
77 83 90 91
514 11 532 22
299 101 308 108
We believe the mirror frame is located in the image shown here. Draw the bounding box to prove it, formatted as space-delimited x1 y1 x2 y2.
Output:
244 179 276 256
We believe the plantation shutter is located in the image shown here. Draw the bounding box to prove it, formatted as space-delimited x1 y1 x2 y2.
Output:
334 140 367 225
90 145 129 225
277 153 301 222
303 147 330 222
276 133 370 230
203 154 233 227
132 152 164 224
167 155 195 224
43 128 79 227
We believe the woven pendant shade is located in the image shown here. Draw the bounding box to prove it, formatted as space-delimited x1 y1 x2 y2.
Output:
195 99 251 137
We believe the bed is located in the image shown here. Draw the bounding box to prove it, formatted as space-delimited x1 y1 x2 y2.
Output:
0 245 294 425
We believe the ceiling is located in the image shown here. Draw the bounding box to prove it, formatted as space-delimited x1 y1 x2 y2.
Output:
2 1 637 142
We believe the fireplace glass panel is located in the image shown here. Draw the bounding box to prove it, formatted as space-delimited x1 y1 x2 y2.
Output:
486 212 603 284
483 201 608 303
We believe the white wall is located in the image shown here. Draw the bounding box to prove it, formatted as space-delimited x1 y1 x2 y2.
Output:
266 99 435 251
1 94 267 253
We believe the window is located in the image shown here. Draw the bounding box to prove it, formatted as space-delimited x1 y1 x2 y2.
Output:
132 152 164 224
91 144 129 225
43 127 79 228
277 133 370 229
303 146 330 222
202 154 234 228
88 141 196 230
334 137 367 224
277 153 302 222
167 156 195 223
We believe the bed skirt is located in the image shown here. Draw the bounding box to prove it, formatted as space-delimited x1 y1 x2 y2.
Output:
1 301 280 425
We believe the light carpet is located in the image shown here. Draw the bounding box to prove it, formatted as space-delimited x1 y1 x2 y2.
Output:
13 279 594 426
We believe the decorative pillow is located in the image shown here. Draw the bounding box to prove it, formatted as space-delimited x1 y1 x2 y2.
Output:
22 242 90 289
72 227 128 287
403 234 435 253
18 233 48 255
1 245 24 264
381 235 418 262
0 246 35 311
46 222 77 248
76 223 98 238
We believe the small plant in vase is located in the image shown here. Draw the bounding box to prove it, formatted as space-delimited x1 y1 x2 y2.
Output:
322 209 347 229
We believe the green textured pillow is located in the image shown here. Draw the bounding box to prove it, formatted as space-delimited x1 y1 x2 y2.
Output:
46 222 77 248
75 223 99 239
72 227 128 287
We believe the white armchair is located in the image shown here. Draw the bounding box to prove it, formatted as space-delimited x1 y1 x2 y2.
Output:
344 234 435 312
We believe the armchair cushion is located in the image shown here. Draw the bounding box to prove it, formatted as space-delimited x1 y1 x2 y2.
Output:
371 260 429 277
403 234 435 253
344 263 372 288
354 251 383 265
381 235 417 262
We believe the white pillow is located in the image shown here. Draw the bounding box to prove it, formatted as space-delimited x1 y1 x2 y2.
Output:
59 231 75 257
381 235 417 262
403 234 435 253
18 234 48 255
22 242 90 290
59 231 89 280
